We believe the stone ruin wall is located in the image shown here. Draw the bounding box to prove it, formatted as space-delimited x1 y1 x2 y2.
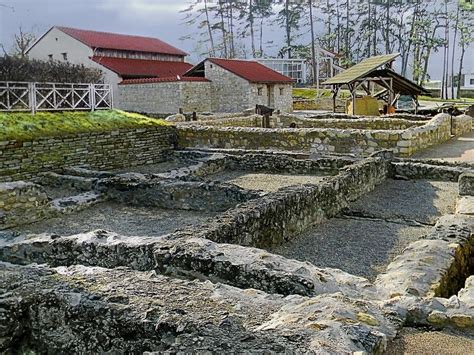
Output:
199 156 390 248
0 181 49 229
0 126 177 183
177 113 472 156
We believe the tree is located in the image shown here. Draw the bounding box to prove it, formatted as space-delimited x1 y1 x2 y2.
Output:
456 9 474 98
12 27 36 58
0 56 103 83
276 0 303 58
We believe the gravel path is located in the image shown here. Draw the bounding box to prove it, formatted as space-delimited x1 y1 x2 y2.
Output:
412 130 474 163
386 327 474 354
207 171 332 193
269 179 457 280
11 202 217 237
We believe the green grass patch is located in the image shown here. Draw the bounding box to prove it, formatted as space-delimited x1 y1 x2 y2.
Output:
418 95 474 104
293 88 351 100
0 110 171 142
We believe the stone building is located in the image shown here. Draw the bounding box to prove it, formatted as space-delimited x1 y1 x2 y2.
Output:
26 26 192 106
120 58 294 114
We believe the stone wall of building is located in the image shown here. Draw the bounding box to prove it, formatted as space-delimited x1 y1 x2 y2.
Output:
177 113 464 156
205 61 251 112
0 126 177 182
119 81 213 115
249 83 293 113
0 182 49 230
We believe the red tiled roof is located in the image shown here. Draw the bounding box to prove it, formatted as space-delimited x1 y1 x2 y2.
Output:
120 76 210 85
57 26 187 56
91 57 193 78
206 58 294 83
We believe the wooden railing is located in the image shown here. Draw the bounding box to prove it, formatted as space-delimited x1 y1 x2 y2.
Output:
0 81 113 114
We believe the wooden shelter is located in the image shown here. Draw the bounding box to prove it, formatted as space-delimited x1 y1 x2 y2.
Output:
323 53 429 114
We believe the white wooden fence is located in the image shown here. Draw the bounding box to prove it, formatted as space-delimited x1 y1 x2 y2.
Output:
0 82 113 114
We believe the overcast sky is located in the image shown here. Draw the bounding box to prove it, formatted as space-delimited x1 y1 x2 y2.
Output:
0 0 472 79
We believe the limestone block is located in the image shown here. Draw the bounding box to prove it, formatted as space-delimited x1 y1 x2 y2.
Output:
459 173 474 196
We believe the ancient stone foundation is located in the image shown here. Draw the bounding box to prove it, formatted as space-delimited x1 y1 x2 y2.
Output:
1 145 474 353
177 113 472 156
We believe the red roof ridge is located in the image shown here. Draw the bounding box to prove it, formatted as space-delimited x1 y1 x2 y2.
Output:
120 76 210 85
91 56 193 78
206 58 294 84
56 26 188 56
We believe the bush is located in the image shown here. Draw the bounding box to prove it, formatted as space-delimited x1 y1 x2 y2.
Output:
0 56 103 83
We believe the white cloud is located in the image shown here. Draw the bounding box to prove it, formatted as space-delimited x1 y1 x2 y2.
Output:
98 0 187 17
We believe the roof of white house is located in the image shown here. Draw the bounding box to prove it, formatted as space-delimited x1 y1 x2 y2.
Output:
28 26 188 56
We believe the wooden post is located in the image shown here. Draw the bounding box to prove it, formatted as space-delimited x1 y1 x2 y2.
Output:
192 111 197 121
349 83 356 115
28 82 36 115
332 86 338 113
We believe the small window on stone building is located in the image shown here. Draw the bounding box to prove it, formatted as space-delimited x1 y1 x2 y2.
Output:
210 64 213 69
62 52 68 61
470 78 474 85
258 87 263 96
48 54 53 60
279 87 284 95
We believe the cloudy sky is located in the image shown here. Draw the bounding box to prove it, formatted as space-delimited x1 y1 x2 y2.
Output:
0 0 472 79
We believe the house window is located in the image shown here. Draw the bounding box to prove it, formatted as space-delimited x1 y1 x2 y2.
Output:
210 64 213 69
258 87 263 96
279 87 284 95
61 52 68 61
470 78 474 85
48 54 53 60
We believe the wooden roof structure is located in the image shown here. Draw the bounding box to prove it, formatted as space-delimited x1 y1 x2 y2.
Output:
323 53 428 114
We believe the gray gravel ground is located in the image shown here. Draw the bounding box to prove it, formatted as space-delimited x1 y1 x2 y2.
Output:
10 202 217 237
347 179 458 225
207 171 333 193
112 160 195 175
270 179 457 280
270 218 431 280
385 327 474 354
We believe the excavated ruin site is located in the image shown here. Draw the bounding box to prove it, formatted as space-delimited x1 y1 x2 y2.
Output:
1 112 474 353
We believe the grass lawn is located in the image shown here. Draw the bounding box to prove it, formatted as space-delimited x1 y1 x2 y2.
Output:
418 95 474 104
0 110 171 141
293 88 351 99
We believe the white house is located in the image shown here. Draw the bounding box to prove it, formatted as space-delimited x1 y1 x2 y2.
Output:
462 73 474 89
119 58 294 114
26 26 192 106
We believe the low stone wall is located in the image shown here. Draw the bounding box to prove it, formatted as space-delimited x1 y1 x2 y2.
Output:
0 126 177 182
177 113 459 156
459 173 474 196
274 115 423 130
98 175 259 212
198 157 389 248
452 114 473 136
223 153 352 173
392 161 473 182
0 182 49 230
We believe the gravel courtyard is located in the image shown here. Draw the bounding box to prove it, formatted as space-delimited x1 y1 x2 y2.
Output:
270 179 458 280
9 202 218 237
